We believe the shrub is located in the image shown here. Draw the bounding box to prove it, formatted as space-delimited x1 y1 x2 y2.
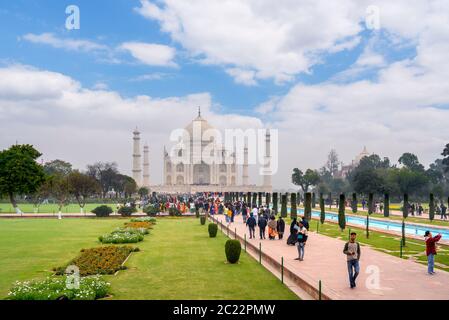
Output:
143 205 159 216
225 240 241 264
54 246 135 276
200 216 206 225
118 206 137 217
208 223 218 238
91 205 113 217
169 207 181 216
7 275 110 300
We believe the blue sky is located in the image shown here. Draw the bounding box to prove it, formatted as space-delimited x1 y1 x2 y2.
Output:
0 0 447 188
0 0 410 114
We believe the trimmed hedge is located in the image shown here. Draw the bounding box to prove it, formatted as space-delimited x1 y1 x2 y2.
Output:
118 206 137 217
91 205 113 217
144 205 159 216
225 240 241 264
200 216 206 225
208 223 218 238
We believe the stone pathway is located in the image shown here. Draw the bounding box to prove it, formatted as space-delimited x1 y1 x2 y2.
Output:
212 214 449 300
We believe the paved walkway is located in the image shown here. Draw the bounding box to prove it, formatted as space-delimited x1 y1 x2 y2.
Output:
212 214 449 300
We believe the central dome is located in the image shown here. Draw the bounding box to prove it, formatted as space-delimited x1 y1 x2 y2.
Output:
184 112 215 139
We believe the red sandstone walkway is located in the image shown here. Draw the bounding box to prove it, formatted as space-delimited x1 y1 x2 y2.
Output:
213 214 449 300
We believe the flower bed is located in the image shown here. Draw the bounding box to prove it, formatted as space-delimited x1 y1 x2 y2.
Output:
54 246 137 276
130 217 157 224
7 275 110 300
124 221 153 229
99 229 144 244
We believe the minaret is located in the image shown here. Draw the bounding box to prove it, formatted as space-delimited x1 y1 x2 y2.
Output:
242 144 249 186
132 127 142 186
263 129 272 189
143 143 150 187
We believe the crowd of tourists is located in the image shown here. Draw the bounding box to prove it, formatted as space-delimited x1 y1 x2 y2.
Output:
148 192 444 289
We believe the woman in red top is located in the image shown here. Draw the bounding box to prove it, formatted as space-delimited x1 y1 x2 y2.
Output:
424 231 442 275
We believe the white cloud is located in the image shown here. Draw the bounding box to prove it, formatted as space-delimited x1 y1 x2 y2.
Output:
0 65 264 186
21 33 108 52
135 0 365 85
225 68 257 86
119 42 177 67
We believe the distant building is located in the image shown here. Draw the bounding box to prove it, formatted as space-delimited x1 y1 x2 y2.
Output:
337 146 371 178
131 109 272 193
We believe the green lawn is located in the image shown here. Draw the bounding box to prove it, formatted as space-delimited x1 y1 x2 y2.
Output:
0 203 119 214
0 217 297 300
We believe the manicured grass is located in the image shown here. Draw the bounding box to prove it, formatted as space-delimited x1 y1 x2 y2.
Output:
298 218 449 272
0 218 297 300
105 218 297 300
0 203 120 214
0 218 123 298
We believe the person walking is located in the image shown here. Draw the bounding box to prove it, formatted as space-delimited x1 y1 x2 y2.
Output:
267 216 278 240
258 214 267 240
343 232 361 288
287 218 298 245
242 205 248 223
424 231 442 275
277 216 285 240
246 213 256 239
295 221 308 261
441 202 447 220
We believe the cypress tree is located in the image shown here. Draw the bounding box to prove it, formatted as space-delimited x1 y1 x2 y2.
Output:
429 193 435 222
266 193 271 206
366 214 370 239
312 192 316 208
328 192 332 208
252 193 257 207
403 194 409 219
401 219 406 247
368 193 374 215
247 192 252 205
338 194 346 231
258 192 263 207
243 193 247 203
319 193 325 224
304 192 312 220
297 192 301 205
281 194 287 218
384 193 390 217
291 193 297 219
351 193 357 213
273 192 279 214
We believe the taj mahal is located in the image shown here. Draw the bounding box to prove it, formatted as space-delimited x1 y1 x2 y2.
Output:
131 109 273 194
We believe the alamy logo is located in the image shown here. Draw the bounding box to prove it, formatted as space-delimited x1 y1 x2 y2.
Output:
66 5 80 30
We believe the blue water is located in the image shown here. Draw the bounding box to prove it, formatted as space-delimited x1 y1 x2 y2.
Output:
288 208 449 240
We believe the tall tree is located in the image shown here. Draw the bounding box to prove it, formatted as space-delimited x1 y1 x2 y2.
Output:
338 194 346 231
0 145 46 213
398 153 425 172
86 162 119 198
292 168 320 193
326 149 340 177
68 171 100 213
43 160 73 176
442 143 449 173
138 187 149 199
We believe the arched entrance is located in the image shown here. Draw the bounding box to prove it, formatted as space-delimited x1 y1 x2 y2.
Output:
193 162 210 185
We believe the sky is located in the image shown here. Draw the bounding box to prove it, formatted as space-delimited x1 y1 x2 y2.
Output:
0 0 448 189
